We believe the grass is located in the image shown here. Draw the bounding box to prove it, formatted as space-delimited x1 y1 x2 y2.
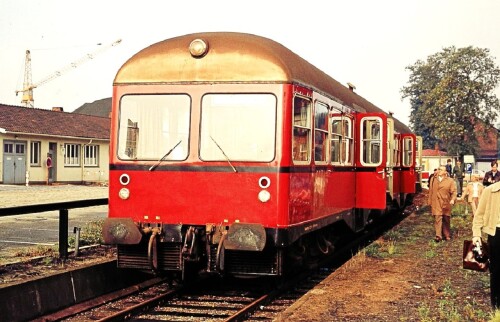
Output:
68 219 104 248
14 245 58 258
368 199 496 321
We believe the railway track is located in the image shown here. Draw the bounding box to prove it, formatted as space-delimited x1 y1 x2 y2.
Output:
36 206 411 321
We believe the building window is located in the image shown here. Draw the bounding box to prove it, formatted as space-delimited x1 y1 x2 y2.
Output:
84 145 99 166
4 143 13 154
30 141 41 166
64 143 80 166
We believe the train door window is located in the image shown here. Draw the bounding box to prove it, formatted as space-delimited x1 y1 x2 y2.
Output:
200 93 276 162
118 94 191 161
360 117 383 166
292 97 312 163
393 138 400 166
330 114 352 165
402 137 414 167
314 101 329 163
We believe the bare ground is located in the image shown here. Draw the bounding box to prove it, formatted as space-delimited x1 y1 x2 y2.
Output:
278 191 495 321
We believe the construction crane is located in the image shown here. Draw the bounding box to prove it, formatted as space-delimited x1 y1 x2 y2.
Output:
15 39 122 108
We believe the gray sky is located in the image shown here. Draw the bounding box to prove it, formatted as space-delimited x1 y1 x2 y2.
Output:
1 0 500 126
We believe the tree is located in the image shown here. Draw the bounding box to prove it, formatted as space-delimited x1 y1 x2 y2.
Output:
401 46 500 156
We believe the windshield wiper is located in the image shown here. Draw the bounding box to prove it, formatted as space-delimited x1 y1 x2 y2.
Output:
149 140 182 171
210 136 237 173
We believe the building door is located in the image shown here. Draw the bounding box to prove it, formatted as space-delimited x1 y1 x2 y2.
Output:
48 142 57 183
3 141 27 184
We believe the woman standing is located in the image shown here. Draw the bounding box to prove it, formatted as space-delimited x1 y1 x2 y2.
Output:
463 175 484 216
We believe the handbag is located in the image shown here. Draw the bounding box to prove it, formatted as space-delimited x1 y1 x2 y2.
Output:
463 239 489 272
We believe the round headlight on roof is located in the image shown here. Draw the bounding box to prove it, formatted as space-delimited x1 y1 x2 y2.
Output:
189 38 209 58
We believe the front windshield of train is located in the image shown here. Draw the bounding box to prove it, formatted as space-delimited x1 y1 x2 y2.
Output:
200 94 276 162
117 94 190 160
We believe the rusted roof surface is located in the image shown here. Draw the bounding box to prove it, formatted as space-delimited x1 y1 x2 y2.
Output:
115 32 411 134
421 149 450 157
0 104 110 139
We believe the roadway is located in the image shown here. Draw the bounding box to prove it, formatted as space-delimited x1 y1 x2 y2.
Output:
0 184 108 263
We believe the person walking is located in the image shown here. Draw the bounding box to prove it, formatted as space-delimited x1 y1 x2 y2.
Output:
483 161 500 187
445 159 453 177
472 181 500 309
427 168 438 189
428 165 457 242
463 175 484 216
453 159 465 197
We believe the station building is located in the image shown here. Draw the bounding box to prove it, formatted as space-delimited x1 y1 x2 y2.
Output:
0 103 110 185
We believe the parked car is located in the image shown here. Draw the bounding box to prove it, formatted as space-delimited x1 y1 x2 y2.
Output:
472 169 486 177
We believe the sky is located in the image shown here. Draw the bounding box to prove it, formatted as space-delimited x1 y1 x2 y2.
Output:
1 0 500 126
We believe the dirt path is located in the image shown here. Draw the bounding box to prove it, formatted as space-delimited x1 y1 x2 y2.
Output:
277 191 495 321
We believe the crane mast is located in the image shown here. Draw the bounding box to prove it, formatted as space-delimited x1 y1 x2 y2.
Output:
15 39 122 108
21 50 34 107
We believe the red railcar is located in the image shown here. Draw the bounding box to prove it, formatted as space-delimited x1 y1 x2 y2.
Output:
103 32 418 278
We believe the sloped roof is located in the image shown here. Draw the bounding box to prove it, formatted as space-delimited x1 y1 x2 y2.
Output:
73 97 111 117
421 149 450 157
0 104 110 139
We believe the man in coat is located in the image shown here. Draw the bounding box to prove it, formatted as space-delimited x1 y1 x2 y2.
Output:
483 160 500 187
428 165 457 242
452 159 465 197
472 181 500 308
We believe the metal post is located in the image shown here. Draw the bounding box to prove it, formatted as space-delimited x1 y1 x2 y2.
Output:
59 209 68 260
73 227 81 257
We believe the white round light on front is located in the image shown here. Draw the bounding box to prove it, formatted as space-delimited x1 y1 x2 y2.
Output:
258 190 271 203
119 188 130 200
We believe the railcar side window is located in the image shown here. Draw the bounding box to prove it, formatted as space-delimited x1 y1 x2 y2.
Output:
314 102 329 163
200 94 276 162
360 117 383 166
330 114 353 165
118 94 191 160
402 137 414 167
293 97 312 162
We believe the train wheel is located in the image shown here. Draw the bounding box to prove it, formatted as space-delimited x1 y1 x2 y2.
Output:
316 231 333 255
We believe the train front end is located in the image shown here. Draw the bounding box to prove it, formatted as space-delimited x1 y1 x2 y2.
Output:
104 84 288 278
102 32 302 278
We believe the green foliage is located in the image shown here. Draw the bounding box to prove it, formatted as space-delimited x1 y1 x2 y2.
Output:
68 220 104 248
401 46 500 156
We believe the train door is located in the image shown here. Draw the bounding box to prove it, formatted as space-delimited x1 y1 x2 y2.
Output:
355 113 387 209
386 119 395 201
400 134 417 193
415 136 423 190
